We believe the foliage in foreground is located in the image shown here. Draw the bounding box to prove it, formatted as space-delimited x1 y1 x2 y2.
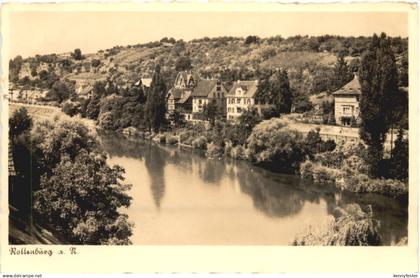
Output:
291 204 381 246
9 108 133 245
34 150 133 245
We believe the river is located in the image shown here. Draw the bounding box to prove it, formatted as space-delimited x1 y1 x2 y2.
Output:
99 135 408 245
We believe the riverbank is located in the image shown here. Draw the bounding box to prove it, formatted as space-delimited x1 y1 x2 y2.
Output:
119 118 408 199
99 134 408 246
14 101 406 199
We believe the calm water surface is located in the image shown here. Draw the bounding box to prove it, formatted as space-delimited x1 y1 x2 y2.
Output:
99 135 408 245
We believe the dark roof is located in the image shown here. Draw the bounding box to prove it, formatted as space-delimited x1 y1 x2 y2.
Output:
178 91 191 104
227 80 258 98
168 88 184 99
192 80 217 97
332 75 361 96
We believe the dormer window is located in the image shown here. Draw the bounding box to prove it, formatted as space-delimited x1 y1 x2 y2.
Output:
236 88 242 95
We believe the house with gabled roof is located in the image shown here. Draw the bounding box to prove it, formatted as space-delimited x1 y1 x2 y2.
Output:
166 71 199 119
166 71 227 121
191 79 227 116
332 74 361 126
226 80 269 120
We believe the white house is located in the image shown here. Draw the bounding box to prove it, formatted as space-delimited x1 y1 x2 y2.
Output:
226 80 259 120
332 75 361 126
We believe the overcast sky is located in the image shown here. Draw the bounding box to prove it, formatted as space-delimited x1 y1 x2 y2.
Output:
9 11 408 58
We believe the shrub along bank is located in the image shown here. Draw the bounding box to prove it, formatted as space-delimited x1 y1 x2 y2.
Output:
145 116 407 198
291 204 382 246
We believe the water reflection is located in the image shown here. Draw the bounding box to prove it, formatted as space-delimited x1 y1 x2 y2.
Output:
144 144 166 209
99 135 408 245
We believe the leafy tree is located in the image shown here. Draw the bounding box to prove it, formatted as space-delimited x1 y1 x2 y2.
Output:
398 51 408 87
31 119 97 174
332 53 353 91
245 35 260 45
359 33 399 177
168 109 186 128
389 129 408 181
86 95 101 120
246 118 306 173
293 94 313 113
202 101 220 126
145 65 167 132
261 107 280 120
91 59 101 68
9 107 33 139
31 68 38 77
175 56 192 72
62 101 80 117
73 48 83 60
271 69 293 113
47 81 73 103
34 150 133 244
238 107 261 143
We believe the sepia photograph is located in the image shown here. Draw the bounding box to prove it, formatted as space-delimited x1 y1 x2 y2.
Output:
5 6 412 248
1 3 418 274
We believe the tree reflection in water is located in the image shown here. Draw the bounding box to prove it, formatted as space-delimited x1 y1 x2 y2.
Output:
99 135 408 245
144 143 166 209
235 164 324 217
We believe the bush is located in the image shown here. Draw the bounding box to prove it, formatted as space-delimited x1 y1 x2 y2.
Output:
224 140 246 160
62 101 79 117
246 118 306 173
291 204 381 246
206 142 224 158
179 130 194 144
153 133 167 144
192 136 207 150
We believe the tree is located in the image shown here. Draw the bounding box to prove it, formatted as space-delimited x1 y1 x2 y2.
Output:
332 53 353 91
389 129 408 181
244 35 260 45
175 56 192 72
33 150 133 244
9 107 33 139
293 94 313 113
168 109 186 128
202 101 220 126
91 59 101 68
145 65 167 132
47 81 70 103
238 107 261 142
62 101 80 117
359 33 399 177
86 95 101 120
270 69 293 114
31 119 97 174
73 48 83 60
246 118 306 173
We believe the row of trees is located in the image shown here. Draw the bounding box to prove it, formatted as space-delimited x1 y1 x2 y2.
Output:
359 33 408 180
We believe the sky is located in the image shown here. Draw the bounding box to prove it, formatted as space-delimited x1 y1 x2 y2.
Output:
8 11 408 58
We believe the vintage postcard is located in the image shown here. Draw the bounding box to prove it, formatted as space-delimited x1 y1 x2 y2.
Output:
0 2 418 274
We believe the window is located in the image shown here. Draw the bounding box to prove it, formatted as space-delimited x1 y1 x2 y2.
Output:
342 105 353 115
217 93 220 98
199 99 202 105
237 107 242 113
217 86 221 91
247 99 251 105
237 98 241 104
